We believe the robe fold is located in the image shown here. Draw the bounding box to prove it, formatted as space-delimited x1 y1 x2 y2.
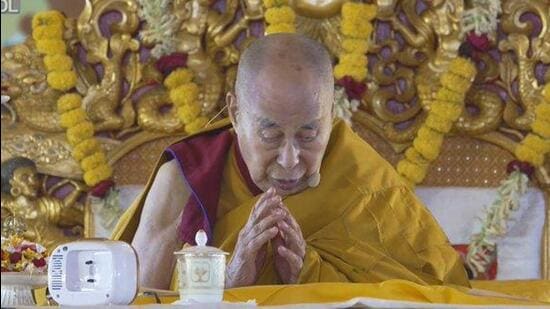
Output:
112 118 470 289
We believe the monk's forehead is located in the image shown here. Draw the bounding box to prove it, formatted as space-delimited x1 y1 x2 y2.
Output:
246 66 323 117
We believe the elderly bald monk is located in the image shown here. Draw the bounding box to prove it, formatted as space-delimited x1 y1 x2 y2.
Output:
113 33 470 290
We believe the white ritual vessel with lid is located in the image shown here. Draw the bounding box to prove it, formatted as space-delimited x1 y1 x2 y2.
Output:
174 229 229 304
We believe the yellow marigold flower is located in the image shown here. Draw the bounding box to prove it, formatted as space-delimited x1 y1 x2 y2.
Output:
81 152 107 172
425 114 453 133
83 164 112 186
32 11 64 28
413 134 443 162
185 116 209 134
448 57 476 79
430 101 463 121
535 102 550 123
67 122 95 146
441 73 473 94
265 6 296 24
342 39 369 54
532 118 550 139
60 108 86 129
515 143 544 167
341 19 373 39
265 23 296 35
170 83 200 107
405 147 429 165
342 3 377 22
57 93 82 113
333 64 367 81
397 159 428 184
417 126 443 145
32 24 64 41
36 39 66 55
359 3 378 21
543 84 550 102
47 70 77 92
338 53 367 68
436 88 464 103
44 54 73 72
164 68 194 90
73 139 100 161
522 134 550 153
177 103 202 124
263 0 288 8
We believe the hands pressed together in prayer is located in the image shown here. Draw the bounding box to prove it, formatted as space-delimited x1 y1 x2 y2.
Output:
226 188 306 288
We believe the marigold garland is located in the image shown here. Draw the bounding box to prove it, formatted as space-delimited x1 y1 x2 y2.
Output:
164 68 208 134
263 0 295 35
397 57 477 187
44 54 74 72
35 39 67 55
47 71 78 92
32 24 64 41
514 83 550 167
334 2 376 83
33 10 112 187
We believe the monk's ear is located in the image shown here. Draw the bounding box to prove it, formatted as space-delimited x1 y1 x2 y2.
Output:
227 92 239 126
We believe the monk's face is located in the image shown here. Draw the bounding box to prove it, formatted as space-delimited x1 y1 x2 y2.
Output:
231 63 333 196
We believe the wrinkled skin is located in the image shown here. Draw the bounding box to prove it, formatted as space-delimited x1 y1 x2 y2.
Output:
225 188 307 287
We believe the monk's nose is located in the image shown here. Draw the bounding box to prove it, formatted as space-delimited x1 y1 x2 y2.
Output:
277 140 300 169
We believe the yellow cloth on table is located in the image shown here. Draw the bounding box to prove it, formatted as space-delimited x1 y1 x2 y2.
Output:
112 119 469 288
130 281 546 306
33 280 548 305
471 280 550 303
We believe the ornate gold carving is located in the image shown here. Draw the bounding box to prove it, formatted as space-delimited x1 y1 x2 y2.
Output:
77 0 141 132
498 0 549 130
368 0 466 143
1 41 64 133
1 157 86 252
2 134 72 166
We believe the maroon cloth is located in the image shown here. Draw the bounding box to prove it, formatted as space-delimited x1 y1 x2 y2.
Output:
234 143 263 196
166 127 261 245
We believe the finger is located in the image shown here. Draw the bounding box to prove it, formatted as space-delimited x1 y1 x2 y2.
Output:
245 189 278 228
248 211 285 240
278 246 303 278
251 194 282 224
271 233 285 252
247 226 279 253
277 221 305 257
252 188 275 214
278 203 302 235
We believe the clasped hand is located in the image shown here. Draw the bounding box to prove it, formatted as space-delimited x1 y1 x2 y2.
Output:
225 188 306 288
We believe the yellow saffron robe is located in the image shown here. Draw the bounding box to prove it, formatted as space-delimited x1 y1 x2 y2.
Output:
112 119 470 288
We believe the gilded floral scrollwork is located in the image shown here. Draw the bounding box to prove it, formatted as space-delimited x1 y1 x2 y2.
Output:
1 41 64 133
498 0 549 130
77 0 141 132
1 0 548 173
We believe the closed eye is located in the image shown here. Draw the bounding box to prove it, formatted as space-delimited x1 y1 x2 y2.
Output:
260 129 283 144
298 129 318 142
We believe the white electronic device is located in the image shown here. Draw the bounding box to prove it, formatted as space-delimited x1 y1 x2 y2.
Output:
47 240 138 306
